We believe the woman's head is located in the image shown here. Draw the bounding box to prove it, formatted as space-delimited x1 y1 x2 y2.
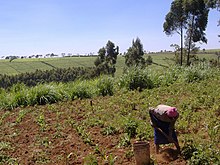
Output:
166 107 178 118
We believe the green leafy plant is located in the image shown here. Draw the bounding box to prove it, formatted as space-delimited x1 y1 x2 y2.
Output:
96 76 114 96
101 125 118 136
118 134 131 148
70 81 94 99
16 109 31 123
37 113 47 131
124 119 138 138
75 125 94 146
28 84 62 105
0 111 10 125
119 68 153 91
83 154 98 165
181 139 197 160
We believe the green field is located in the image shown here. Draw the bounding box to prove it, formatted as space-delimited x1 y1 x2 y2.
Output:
0 50 218 76
0 65 220 164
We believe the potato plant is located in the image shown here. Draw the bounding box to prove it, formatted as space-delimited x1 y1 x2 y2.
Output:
0 64 220 164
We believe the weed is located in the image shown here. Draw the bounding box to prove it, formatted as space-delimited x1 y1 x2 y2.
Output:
71 81 94 100
103 153 117 165
125 150 134 159
83 154 98 165
75 125 94 146
94 144 102 155
40 137 52 148
181 139 197 160
119 68 154 91
96 76 114 96
101 126 118 136
118 134 131 148
0 141 12 151
0 111 10 126
37 113 47 131
16 109 31 123
34 151 50 164
124 119 138 138
28 84 62 105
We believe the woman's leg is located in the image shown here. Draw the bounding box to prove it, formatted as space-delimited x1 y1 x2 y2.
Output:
156 144 160 154
174 141 180 153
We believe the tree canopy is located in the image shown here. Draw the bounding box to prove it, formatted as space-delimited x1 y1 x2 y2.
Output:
164 0 210 66
124 37 145 67
94 40 119 76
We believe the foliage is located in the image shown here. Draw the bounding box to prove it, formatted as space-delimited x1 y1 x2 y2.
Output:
96 76 114 96
124 119 138 138
182 139 220 165
164 0 210 66
1 63 220 164
119 68 154 91
70 81 94 100
181 139 197 160
124 37 145 67
0 63 219 110
28 84 62 105
0 67 99 89
179 64 213 83
83 154 98 165
101 125 118 136
94 40 119 76
146 55 153 65
184 0 209 65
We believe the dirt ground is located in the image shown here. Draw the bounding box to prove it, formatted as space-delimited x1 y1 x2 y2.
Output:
0 103 187 165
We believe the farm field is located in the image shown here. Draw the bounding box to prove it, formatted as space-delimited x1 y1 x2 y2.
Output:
0 50 218 76
0 65 220 164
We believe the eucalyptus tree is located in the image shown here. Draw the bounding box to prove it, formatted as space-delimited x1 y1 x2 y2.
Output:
184 0 209 65
94 40 119 76
106 40 119 67
125 37 145 67
164 0 210 66
163 0 186 66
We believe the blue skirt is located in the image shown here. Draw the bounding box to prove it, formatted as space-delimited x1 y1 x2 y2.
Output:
150 113 178 144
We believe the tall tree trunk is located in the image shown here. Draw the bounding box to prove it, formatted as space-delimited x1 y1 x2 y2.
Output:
180 23 183 66
187 15 195 66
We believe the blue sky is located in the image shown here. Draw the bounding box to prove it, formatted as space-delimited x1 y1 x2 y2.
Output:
0 0 219 56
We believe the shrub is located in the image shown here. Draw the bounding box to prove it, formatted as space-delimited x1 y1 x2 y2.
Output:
124 119 138 138
28 84 62 105
96 76 114 96
180 64 214 83
119 68 153 91
12 91 29 107
70 81 94 100
190 150 210 165
181 139 197 160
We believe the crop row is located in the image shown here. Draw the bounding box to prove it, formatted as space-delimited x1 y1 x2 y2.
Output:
0 63 220 164
0 63 219 110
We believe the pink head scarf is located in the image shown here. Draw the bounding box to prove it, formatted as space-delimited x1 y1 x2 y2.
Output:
166 107 178 118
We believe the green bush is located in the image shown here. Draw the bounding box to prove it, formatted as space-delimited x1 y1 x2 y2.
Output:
181 139 197 160
182 140 220 164
148 67 181 87
28 84 62 105
70 81 94 100
12 91 29 107
180 64 215 83
119 68 154 91
96 76 114 96
124 119 138 138
190 150 210 165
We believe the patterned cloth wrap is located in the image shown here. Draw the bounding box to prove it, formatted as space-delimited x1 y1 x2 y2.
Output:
149 112 178 144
